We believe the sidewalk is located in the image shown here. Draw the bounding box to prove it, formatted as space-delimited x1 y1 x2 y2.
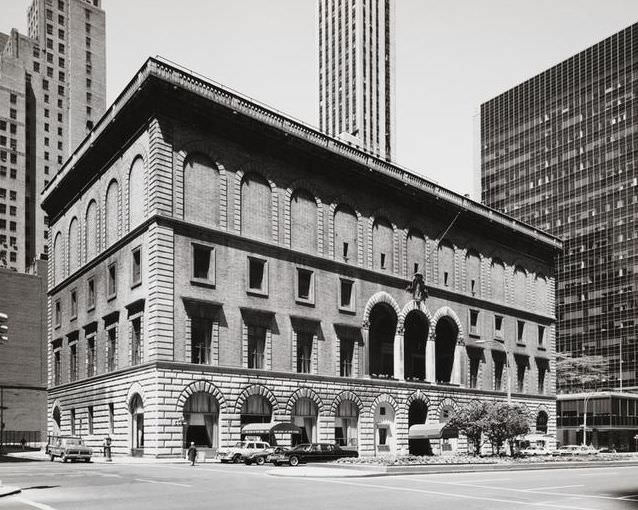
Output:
2 450 192 464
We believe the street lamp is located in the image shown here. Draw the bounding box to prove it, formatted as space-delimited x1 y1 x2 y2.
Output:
475 339 511 404
582 392 594 446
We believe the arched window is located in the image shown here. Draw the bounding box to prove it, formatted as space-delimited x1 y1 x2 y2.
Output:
184 154 219 227
535 274 548 312
241 173 271 240
53 232 63 284
372 217 393 272
290 189 317 252
491 259 505 301
52 406 62 434
292 398 318 444
369 303 397 377
438 241 454 287
85 200 98 262
536 410 548 434
183 392 219 449
240 394 271 425
406 229 425 275
68 217 79 274
465 249 480 295
128 157 145 230
335 400 359 448
513 266 527 307
435 317 458 383
334 204 357 262
105 180 119 248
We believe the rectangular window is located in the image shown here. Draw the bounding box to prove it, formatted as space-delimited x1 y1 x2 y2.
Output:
340 337 354 377
296 268 314 304
106 326 117 372
107 263 117 298
70 289 77 319
297 331 313 374
339 278 355 311
191 244 214 284
517 361 526 393
247 325 265 369
469 309 479 336
247 257 268 295
131 247 141 286
538 325 545 347
87 277 95 310
191 317 212 365
494 355 504 391
131 317 142 365
469 356 479 388
86 332 96 377
342 242 349 260
88 406 94 435
494 315 504 339
70 409 75 435
517 320 525 344
538 363 547 394
443 271 449 286
380 253 386 269
54 349 61 385
69 341 78 381
108 403 114 434
54 299 61 327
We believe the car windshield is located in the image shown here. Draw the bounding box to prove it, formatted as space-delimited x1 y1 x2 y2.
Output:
64 439 82 446
233 442 247 448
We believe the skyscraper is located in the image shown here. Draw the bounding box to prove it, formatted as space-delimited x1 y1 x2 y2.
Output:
0 0 106 271
318 0 394 160
480 23 638 449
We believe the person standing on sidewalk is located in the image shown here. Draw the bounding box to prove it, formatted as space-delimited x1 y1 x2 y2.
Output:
187 442 197 466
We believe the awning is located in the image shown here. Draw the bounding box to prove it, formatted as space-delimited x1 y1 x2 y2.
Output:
408 423 458 440
241 422 303 436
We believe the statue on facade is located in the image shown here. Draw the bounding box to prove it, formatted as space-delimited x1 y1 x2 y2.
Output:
406 272 428 302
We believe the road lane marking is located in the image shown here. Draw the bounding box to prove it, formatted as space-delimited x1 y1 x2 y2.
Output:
134 478 192 487
11 497 59 510
524 485 584 491
308 478 600 510
619 494 638 501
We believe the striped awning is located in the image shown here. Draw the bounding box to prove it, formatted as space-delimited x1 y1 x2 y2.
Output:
408 423 458 440
241 422 302 435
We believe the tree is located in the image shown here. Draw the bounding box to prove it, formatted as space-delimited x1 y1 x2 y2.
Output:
447 402 490 456
484 402 530 455
556 352 607 392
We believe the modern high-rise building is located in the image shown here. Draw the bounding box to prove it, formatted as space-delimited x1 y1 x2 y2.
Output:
480 23 638 449
0 0 106 271
318 0 394 160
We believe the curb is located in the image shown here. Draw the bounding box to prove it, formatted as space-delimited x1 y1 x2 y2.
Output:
0 486 21 498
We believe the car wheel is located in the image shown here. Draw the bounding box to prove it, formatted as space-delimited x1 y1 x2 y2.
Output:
289 456 299 467
256 456 265 466
62 455 68 463
50 455 55 462
233 454 242 464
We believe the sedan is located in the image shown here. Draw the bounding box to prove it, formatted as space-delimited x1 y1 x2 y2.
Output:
270 443 358 466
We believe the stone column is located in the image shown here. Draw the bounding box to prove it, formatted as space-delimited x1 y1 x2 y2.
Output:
361 323 370 376
425 337 436 383
451 342 464 385
394 328 404 381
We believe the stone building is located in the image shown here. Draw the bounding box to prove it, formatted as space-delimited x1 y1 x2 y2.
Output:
42 57 560 458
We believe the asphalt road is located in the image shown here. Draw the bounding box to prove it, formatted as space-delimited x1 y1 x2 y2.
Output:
2 461 638 510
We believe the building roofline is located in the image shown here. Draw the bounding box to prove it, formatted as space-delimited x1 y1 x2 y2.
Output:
42 56 561 250
558 391 638 400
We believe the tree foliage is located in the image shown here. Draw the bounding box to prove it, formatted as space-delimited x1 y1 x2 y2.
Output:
449 401 531 456
556 352 608 392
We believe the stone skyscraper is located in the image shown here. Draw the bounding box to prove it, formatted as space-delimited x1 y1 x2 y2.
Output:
0 0 106 271
318 0 394 160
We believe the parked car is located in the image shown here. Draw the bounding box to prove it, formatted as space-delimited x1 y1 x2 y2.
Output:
217 440 271 463
269 443 358 466
48 436 92 463
552 445 599 456
520 446 551 456
244 446 285 466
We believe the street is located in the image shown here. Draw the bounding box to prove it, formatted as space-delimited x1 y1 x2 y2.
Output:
1 461 638 510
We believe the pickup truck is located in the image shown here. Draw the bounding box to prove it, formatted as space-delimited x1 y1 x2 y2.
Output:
48 436 93 463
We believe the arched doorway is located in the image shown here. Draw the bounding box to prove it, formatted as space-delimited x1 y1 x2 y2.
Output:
404 311 428 380
183 392 219 450
292 398 318 445
240 395 272 426
536 411 548 434
335 400 359 448
408 400 430 455
435 317 458 383
130 394 144 454
52 406 62 434
369 303 397 377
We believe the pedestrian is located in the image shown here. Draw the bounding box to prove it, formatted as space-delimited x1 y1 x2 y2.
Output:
20 437 26 450
187 442 197 466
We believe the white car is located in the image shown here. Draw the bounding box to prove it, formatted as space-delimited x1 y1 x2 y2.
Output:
217 440 271 463
521 446 551 456
552 445 599 456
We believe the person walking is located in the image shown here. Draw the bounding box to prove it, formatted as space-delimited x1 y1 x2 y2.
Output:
187 442 197 466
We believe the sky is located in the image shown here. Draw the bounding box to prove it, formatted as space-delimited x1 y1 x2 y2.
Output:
4 0 638 196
